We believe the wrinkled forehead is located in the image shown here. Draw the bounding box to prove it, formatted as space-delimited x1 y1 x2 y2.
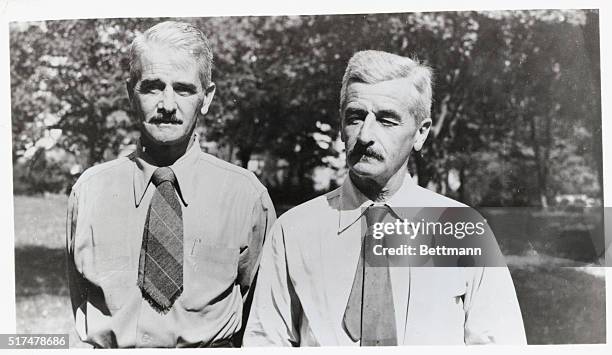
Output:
135 42 199 77
343 78 422 112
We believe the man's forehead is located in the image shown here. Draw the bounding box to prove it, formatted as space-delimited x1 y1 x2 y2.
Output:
345 78 419 109
347 78 417 94
137 43 198 74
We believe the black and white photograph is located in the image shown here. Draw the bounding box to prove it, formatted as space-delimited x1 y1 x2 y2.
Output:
5 1 610 351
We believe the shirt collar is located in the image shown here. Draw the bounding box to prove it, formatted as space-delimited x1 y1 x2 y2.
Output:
133 134 201 208
337 172 417 235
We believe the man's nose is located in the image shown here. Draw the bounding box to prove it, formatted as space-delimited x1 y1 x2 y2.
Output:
357 112 376 145
158 87 177 114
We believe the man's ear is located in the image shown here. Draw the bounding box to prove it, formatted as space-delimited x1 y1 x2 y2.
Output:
413 118 432 152
200 82 216 115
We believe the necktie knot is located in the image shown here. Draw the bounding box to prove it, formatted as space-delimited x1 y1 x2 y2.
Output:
365 205 389 227
151 167 177 187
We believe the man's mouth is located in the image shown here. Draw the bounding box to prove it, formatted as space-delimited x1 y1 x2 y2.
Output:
148 117 183 125
349 147 384 163
359 154 379 161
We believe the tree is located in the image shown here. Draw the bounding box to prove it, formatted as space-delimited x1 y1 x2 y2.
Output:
10 11 602 208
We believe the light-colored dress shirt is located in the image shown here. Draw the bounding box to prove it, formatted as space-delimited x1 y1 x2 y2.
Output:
243 174 527 346
66 135 276 348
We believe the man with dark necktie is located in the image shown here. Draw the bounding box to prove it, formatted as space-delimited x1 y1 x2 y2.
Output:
243 50 526 346
65 21 276 348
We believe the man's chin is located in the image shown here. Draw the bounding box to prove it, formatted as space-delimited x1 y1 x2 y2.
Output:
142 130 189 147
348 163 382 180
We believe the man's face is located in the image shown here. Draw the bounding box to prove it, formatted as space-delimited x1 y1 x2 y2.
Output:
341 78 431 184
129 43 214 146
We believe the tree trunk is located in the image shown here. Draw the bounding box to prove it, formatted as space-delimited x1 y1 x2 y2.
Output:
530 115 548 207
238 147 252 169
583 11 603 199
458 166 465 203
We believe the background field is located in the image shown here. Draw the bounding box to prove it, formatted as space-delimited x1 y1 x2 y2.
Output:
14 194 606 346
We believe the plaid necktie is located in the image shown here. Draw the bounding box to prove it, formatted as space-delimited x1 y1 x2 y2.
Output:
137 167 184 312
343 205 398 346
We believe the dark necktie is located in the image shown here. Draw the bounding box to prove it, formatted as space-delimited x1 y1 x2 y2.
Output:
137 167 184 312
343 205 398 346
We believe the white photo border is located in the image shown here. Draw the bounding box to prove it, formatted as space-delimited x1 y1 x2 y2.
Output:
1 0 610 354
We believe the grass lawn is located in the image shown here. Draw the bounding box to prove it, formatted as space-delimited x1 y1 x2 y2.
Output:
510 266 605 344
16 295 87 348
13 194 68 249
13 194 607 346
12 194 85 347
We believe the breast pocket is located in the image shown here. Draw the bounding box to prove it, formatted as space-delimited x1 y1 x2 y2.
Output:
448 279 467 306
180 243 240 311
438 268 467 298
424 268 467 312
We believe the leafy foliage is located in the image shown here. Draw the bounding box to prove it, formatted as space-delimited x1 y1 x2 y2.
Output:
10 11 602 207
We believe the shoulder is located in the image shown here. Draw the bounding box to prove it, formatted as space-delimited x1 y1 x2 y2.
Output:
410 184 469 208
276 188 339 228
71 156 132 194
196 151 267 196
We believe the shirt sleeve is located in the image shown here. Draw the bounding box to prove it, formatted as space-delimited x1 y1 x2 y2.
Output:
237 189 277 298
65 188 91 346
242 220 302 346
463 266 527 344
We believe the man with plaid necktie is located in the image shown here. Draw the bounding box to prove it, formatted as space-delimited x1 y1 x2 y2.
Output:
66 21 276 348
244 50 526 346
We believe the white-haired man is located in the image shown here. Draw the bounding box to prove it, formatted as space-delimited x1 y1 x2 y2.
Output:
66 21 276 348
243 50 526 346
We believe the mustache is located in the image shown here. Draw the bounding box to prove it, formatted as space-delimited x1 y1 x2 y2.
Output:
148 114 183 124
349 143 384 161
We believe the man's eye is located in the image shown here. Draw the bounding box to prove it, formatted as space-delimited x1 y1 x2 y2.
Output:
139 84 163 94
175 89 195 97
379 118 399 126
174 85 197 96
345 115 363 124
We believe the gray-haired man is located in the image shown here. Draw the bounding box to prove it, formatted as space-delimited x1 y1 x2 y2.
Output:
66 21 276 348
243 50 526 346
